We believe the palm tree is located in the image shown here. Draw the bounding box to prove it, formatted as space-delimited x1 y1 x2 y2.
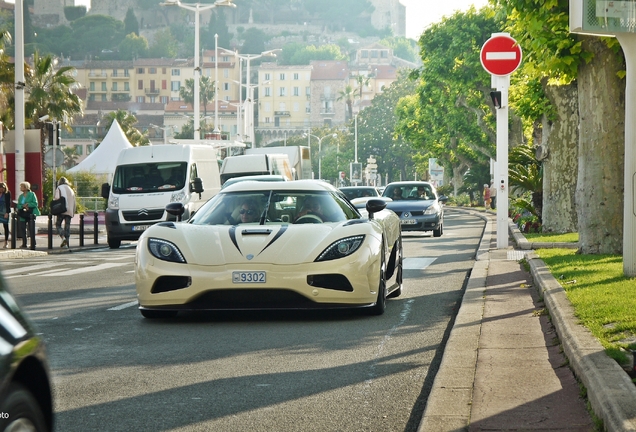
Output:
0 31 13 128
62 146 80 169
355 74 370 101
101 109 149 146
25 51 83 131
508 144 543 220
179 76 216 118
337 85 356 121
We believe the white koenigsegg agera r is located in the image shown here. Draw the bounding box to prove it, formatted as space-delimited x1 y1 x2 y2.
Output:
135 180 403 318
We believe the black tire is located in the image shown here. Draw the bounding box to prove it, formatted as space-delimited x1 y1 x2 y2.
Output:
108 237 121 249
0 383 48 432
387 236 403 299
433 223 442 237
140 309 178 319
368 249 387 316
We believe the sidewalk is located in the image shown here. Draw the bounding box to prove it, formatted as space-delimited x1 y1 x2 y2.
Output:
419 209 636 431
0 214 109 257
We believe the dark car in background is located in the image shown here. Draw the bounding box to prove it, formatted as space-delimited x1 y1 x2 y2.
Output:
382 181 448 237
0 279 53 431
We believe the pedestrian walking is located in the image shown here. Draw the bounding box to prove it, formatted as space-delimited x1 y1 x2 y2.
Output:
483 183 491 208
489 181 497 209
0 182 11 248
54 177 76 248
17 181 40 249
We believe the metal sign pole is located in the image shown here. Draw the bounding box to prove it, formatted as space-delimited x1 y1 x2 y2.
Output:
493 75 510 249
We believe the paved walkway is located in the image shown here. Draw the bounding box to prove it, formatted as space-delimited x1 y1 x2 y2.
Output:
419 209 636 432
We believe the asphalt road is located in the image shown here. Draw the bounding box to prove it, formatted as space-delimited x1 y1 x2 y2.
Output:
1 209 484 432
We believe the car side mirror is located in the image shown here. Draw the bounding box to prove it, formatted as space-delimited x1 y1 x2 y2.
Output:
190 177 204 198
166 203 185 221
439 195 449 204
366 199 387 220
101 183 110 199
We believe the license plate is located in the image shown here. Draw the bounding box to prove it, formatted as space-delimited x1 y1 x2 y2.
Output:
133 225 150 231
401 219 416 225
233 271 266 283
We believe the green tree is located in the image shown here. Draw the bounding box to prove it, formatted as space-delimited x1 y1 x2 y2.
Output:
202 9 232 49
356 70 419 183
395 8 501 196
118 33 149 60
68 15 126 57
124 8 139 36
280 44 345 65
240 28 268 55
498 0 624 252
508 144 543 220
101 110 149 147
148 28 178 59
379 37 419 63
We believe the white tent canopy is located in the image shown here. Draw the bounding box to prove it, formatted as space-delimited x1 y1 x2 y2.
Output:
67 119 133 176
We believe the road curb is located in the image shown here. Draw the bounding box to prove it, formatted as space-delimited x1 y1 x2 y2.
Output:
417 208 491 431
527 252 636 432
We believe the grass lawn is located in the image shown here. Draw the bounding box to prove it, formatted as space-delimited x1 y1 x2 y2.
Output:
525 232 579 243
535 248 636 364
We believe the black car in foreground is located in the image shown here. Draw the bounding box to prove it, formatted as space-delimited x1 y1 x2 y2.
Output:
0 277 53 431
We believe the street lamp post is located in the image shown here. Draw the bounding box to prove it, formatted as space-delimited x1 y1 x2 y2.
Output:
161 0 236 141
220 48 281 147
214 33 220 136
304 132 337 180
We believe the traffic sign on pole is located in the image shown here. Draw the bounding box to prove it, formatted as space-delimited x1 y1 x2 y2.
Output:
480 34 522 76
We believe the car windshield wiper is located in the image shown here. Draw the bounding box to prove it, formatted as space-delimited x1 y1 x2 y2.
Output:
260 190 273 225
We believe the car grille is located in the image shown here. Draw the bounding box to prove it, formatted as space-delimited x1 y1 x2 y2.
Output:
393 210 424 217
122 209 165 222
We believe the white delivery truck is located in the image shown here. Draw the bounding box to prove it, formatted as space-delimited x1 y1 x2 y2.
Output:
101 144 221 248
245 146 311 179
219 153 293 185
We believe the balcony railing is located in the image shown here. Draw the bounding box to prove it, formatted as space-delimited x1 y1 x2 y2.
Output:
145 88 161 95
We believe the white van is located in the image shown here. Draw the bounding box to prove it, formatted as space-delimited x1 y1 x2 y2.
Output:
219 153 293 185
101 144 221 248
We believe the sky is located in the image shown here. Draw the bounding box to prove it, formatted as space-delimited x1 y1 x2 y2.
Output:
401 0 490 40
62 0 491 41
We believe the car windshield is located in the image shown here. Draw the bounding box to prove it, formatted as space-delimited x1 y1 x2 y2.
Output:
383 184 435 201
190 190 360 225
112 162 187 194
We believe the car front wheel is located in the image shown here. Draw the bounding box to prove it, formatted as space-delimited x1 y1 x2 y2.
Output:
368 249 387 316
0 383 48 432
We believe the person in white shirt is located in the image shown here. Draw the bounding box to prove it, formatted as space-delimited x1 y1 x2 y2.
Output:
54 177 76 248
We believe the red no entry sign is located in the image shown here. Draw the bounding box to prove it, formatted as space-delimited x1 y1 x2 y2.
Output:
480 34 522 76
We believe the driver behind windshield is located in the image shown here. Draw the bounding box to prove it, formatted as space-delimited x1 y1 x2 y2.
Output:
237 199 259 224
295 196 324 221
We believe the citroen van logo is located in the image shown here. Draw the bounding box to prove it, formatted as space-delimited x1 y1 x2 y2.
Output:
138 208 149 216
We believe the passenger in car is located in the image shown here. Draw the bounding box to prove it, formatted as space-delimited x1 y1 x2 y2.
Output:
391 188 404 201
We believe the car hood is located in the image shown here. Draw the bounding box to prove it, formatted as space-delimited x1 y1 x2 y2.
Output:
142 221 378 266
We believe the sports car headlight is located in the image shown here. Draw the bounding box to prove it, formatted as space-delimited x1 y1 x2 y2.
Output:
171 191 187 203
424 202 441 215
147 238 186 263
315 235 365 262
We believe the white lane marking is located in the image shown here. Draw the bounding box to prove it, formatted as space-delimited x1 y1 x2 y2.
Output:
5 268 73 279
486 52 517 60
403 257 436 270
46 262 124 276
107 301 138 311
2 263 58 275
